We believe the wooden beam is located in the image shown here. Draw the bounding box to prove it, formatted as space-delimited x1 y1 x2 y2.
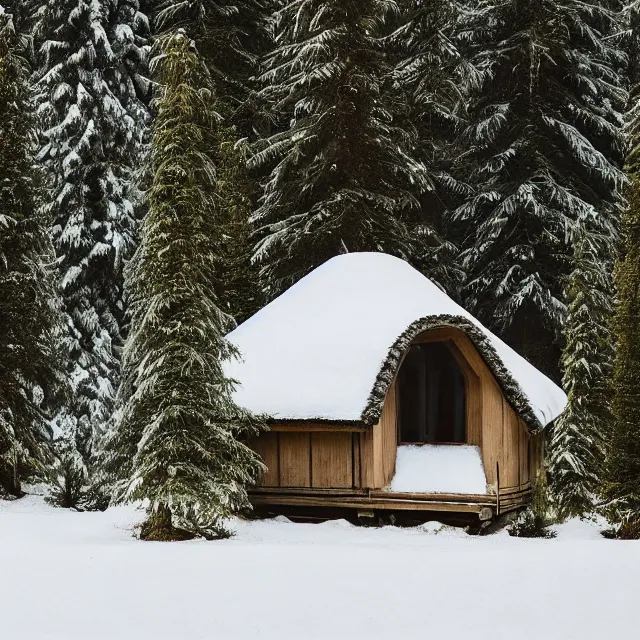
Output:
370 490 495 504
251 486 368 497
412 328 461 344
249 493 485 514
269 423 368 433
251 485 531 503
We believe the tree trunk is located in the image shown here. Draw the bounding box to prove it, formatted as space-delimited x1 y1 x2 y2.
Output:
140 503 194 541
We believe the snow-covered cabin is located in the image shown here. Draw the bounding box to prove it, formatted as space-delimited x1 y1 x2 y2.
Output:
226 253 567 520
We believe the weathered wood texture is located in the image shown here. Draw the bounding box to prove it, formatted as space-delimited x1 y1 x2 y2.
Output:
519 418 530 487
311 432 352 488
529 430 545 481
252 428 360 489
269 423 367 432
501 400 521 488
380 380 398 487
249 485 532 515
278 432 311 487
359 380 398 489
251 432 279 487
251 326 541 499
482 378 503 487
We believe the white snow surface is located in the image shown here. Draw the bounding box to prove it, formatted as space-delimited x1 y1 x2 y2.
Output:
1 495 639 640
225 253 566 427
388 445 487 494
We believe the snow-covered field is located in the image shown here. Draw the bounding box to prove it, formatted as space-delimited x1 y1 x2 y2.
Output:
1 496 639 640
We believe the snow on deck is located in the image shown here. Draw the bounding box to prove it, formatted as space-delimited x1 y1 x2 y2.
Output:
1 495 639 640
387 444 487 494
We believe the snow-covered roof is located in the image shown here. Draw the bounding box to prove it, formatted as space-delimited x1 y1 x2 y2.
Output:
225 253 567 430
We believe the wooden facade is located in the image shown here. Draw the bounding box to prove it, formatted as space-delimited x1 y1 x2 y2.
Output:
249 327 546 518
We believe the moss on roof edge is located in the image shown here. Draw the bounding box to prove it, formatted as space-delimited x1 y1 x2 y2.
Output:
360 315 547 434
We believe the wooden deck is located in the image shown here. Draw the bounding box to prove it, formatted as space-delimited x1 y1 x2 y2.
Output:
249 484 532 519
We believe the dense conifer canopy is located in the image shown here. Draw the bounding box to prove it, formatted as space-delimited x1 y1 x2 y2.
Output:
251 0 434 297
1 0 638 532
453 0 626 377
549 225 614 518
0 12 66 496
33 0 148 474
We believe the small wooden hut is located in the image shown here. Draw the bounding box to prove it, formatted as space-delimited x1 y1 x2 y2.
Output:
225 253 566 522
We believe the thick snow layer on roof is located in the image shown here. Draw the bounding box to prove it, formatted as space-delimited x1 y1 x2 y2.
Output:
387 445 487 494
224 252 566 427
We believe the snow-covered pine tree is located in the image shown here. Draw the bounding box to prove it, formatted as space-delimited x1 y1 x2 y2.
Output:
154 0 272 137
602 1 640 539
603 166 640 537
549 222 614 519
453 0 627 377
251 0 431 298
152 0 266 323
109 32 264 540
106 0 151 109
0 10 66 496
388 0 480 293
33 0 148 501
2 0 39 60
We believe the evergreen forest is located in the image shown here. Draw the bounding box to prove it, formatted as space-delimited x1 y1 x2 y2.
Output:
1 0 640 540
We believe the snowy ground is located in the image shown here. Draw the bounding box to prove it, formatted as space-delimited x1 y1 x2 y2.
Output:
1 496 639 640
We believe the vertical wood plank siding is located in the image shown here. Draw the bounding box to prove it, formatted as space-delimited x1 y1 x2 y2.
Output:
250 327 542 494
278 432 311 487
311 432 353 488
251 432 279 487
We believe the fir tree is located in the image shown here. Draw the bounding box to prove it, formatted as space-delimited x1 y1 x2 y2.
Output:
154 0 272 137
1 0 38 61
507 474 557 538
108 32 264 540
153 0 265 322
603 1 640 538
454 0 627 377
389 0 480 292
0 11 66 496
603 171 640 537
549 223 614 519
215 138 264 323
33 0 148 491
251 0 431 298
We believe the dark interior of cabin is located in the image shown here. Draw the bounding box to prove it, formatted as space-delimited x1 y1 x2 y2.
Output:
397 342 466 444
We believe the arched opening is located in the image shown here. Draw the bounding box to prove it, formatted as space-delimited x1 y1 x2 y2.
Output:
397 341 466 444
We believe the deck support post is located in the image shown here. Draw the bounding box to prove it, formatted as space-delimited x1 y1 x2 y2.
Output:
496 461 501 516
